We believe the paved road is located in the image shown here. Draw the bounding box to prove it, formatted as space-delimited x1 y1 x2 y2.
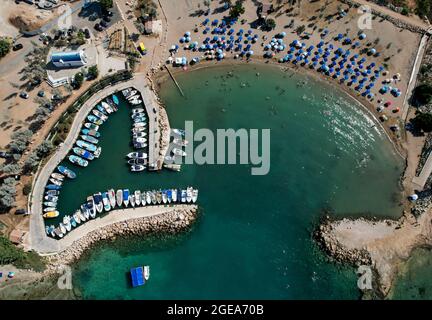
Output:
29 74 161 254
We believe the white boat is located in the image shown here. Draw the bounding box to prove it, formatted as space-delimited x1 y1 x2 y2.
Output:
134 190 141 206
49 178 62 186
59 223 67 235
146 191 152 205
144 266 150 281
51 173 65 181
124 89 137 99
73 211 81 224
130 195 136 207
172 148 186 157
127 152 147 159
130 99 142 105
173 138 188 146
132 108 145 113
93 193 104 213
151 191 157 205
186 187 193 203
127 94 140 101
94 147 102 158
108 189 116 209
102 101 113 114
172 189 177 202
133 122 146 128
162 190 167 204
122 88 132 97
181 190 187 203
102 192 111 212
131 165 145 172
134 137 147 143
43 207 57 212
87 196 96 219
132 127 145 134
116 189 123 207
141 192 146 206
172 129 185 136
192 189 198 203
156 190 162 204
78 209 86 222
133 132 147 138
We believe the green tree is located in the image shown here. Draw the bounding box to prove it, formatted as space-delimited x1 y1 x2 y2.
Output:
73 72 84 89
35 140 53 158
229 0 245 18
413 83 432 105
87 65 99 80
23 183 32 196
98 0 113 11
0 37 11 58
411 112 432 132
0 178 17 211
264 18 277 30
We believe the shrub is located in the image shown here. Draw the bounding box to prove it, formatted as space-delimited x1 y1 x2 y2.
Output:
0 37 11 58
0 237 45 272
413 83 432 105
23 183 32 196
411 112 432 132
0 178 17 212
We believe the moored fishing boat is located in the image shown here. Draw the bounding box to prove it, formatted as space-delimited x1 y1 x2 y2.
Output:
92 109 108 121
93 192 103 213
87 115 104 126
73 211 81 224
122 88 132 97
44 195 58 202
76 140 97 152
134 137 147 143
130 195 136 207
141 192 146 206
51 173 64 181
172 129 185 136
134 190 141 206
87 196 96 218
68 155 89 167
81 204 90 220
156 190 162 204
116 189 123 207
106 97 118 112
133 122 146 128
186 187 193 203
132 127 145 134
108 189 116 209
93 147 102 158
150 191 157 205
43 211 59 219
54 227 63 238
43 207 56 213
129 98 142 105
132 108 145 114
81 128 101 138
63 216 72 232
162 190 167 204
57 166 76 179
181 189 187 203
96 104 108 115
45 190 59 196
59 223 67 235
102 101 113 114
73 147 95 161
125 89 137 99
192 189 199 203
133 132 147 138
44 201 57 208
127 94 140 101
84 123 100 131
144 266 150 281
131 165 145 172
127 152 147 159
172 148 187 157
49 178 62 186
172 189 177 202
146 191 152 205
81 135 99 144
102 192 111 212
112 94 119 105
46 184 61 191
123 189 130 207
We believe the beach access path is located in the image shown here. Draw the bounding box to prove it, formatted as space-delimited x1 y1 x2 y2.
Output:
29 73 161 254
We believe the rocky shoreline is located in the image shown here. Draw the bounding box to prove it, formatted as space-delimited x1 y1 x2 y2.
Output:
45 205 198 272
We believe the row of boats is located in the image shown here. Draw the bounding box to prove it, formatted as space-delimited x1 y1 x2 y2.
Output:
122 88 149 172
163 129 188 171
68 94 120 168
45 187 199 238
42 166 77 219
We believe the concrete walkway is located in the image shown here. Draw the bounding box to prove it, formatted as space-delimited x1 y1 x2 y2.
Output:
29 74 161 254
412 151 432 190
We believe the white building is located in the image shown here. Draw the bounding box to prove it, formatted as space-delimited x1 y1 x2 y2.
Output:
50 51 87 68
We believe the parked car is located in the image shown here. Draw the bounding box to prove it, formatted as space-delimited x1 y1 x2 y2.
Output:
103 16 111 23
15 209 27 215
19 92 29 99
0 151 11 159
106 10 114 17
37 90 45 97
84 28 91 39
51 94 61 101
12 43 23 51
100 20 108 28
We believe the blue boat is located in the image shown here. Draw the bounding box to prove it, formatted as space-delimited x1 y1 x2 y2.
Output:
73 147 94 161
96 104 108 115
57 165 76 179
81 129 101 138
46 184 61 190
130 267 145 287
76 140 97 152
112 94 119 105
123 189 130 207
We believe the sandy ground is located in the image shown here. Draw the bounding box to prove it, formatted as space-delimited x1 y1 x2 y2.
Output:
328 208 432 296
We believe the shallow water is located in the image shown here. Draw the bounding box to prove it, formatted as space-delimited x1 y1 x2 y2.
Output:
57 64 404 299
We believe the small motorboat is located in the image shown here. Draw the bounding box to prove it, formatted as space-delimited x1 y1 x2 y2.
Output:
73 211 81 224
173 138 189 146
59 223 67 235
96 104 108 116
172 128 185 136
102 192 111 212
144 266 150 281
127 94 140 101
167 189 172 203
49 178 62 186
108 189 116 209
186 187 193 203
86 196 97 218
134 190 141 206
57 166 76 179
131 165 145 172
192 189 199 203
151 191 157 205
102 101 113 114
93 192 104 213
81 204 90 220
127 152 147 159
51 173 65 181
123 189 130 207
128 158 147 166
44 201 57 208
45 190 59 196
84 123 100 131
87 115 104 126
124 89 137 99
133 122 146 128
133 132 147 138
78 209 86 222
132 127 145 134
46 184 61 191
81 135 99 145
68 155 89 167
76 140 97 152
141 192 147 206
81 128 101 138
132 108 145 114
162 190 167 204
93 147 102 158
130 98 142 105
130 195 136 207
73 147 95 161
181 189 187 203
146 191 152 205
112 94 120 105
92 109 108 121
156 190 162 204
172 189 178 202
116 189 123 207
63 216 72 232
44 195 58 202
43 211 59 219
43 207 57 213
134 137 147 144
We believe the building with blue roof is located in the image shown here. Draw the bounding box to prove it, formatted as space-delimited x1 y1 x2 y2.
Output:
50 51 87 68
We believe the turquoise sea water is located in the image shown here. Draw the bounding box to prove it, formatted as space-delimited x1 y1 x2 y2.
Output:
59 64 404 299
